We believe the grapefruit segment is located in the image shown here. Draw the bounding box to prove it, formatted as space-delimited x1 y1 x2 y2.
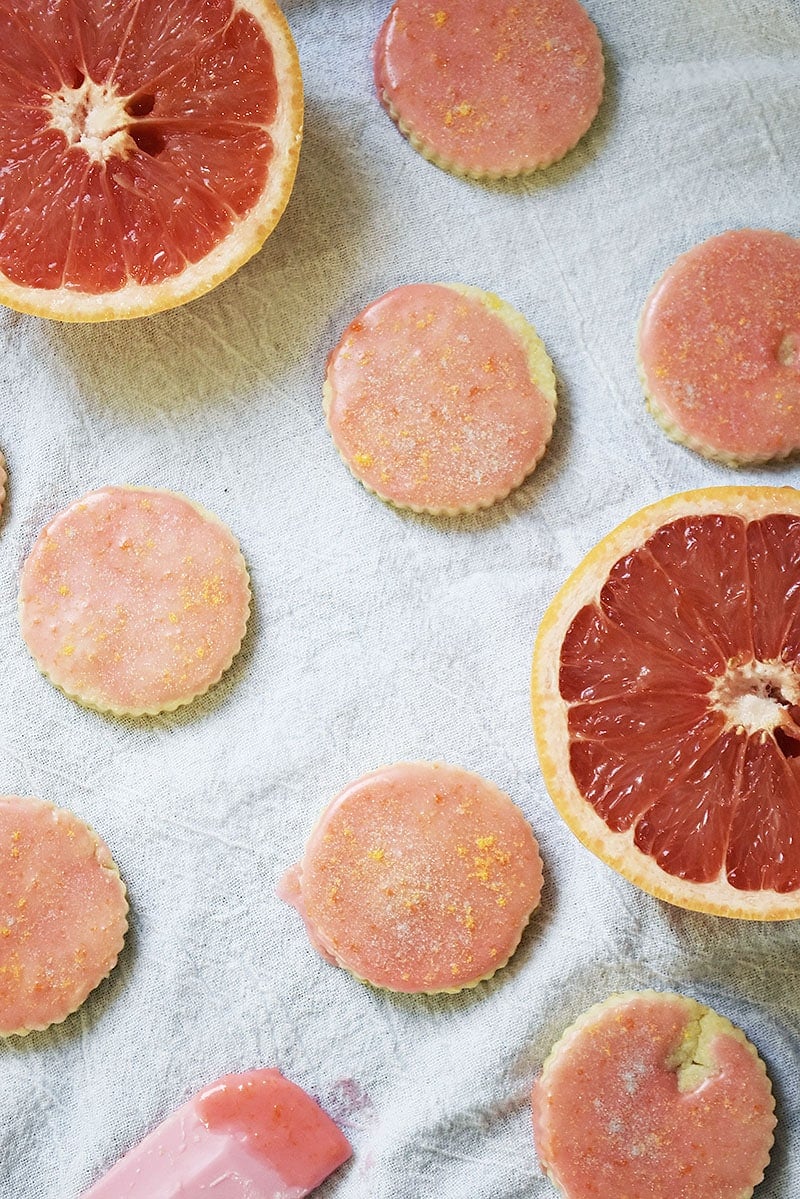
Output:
533 487 800 918
748 514 800 659
0 0 302 319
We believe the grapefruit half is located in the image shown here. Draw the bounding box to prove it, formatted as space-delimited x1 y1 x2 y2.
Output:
532 487 800 920
0 0 303 321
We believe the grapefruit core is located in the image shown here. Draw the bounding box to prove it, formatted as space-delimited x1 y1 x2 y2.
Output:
0 0 303 321
532 487 800 920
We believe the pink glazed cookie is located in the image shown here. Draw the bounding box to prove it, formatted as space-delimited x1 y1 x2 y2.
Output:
532 990 776 1199
324 284 557 514
83 1068 352 1198
19 486 251 716
279 762 543 993
638 229 800 464
0 796 128 1037
374 0 604 177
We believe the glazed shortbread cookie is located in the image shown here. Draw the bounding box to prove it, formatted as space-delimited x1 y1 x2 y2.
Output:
374 0 604 178
325 283 557 514
280 762 543 993
638 229 800 465
0 796 128 1036
19 486 251 716
533 990 776 1199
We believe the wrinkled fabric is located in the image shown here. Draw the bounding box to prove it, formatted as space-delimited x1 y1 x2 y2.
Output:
0 1 799 1196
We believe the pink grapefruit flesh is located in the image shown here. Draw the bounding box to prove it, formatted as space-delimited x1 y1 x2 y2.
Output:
533 487 800 919
0 0 303 320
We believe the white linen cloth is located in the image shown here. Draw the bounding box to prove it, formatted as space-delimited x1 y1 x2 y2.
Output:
1 1 799 1195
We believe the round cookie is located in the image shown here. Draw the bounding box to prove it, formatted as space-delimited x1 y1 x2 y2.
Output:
532 990 776 1199
374 0 604 178
19 486 251 716
638 229 800 465
0 796 128 1036
279 762 543 993
324 283 557 514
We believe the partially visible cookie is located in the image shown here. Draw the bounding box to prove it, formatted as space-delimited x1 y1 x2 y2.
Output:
324 283 557 514
374 0 604 178
533 990 776 1199
19 486 251 716
638 229 800 465
279 762 543 993
0 796 128 1036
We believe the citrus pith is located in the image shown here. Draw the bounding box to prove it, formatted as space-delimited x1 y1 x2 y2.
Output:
532 487 800 920
0 0 303 321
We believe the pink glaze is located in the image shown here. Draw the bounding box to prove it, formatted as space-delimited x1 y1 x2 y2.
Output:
325 284 556 513
277 865 339 968
82 1069 352 1199
19 486 250 714
639 229 800 461
280 762 543 992
0 796 127 1036
532 992 776 1199
374 0 604 176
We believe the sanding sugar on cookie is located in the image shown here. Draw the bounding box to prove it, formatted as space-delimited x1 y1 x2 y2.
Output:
279 762 543 994
0 796 128 1036
19 486 251 716
532 990 776 1199
638 229 800 465
374 0 604 178
324 283 557 515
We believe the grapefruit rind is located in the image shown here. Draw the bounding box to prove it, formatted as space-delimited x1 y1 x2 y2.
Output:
534 989 775 1199
532 486 800 921
323 284 557 516
18 487 251 718
0 0 303 322
0 797 129 1038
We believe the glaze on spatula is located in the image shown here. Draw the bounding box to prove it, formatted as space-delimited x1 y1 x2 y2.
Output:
82 1069 352 1199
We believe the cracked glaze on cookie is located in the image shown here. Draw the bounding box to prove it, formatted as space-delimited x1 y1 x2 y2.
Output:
638 229 800 464
533 990 776 1199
